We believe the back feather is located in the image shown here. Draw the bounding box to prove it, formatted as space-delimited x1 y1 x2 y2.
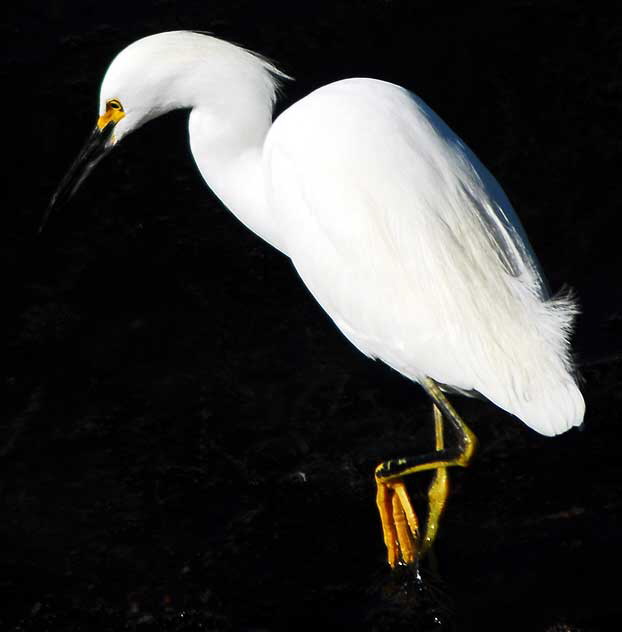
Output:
266 78 584 436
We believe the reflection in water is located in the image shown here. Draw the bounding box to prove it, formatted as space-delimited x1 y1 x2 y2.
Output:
370 558 456 631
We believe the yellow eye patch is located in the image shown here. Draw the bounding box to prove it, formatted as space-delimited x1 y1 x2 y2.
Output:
97 99 125 130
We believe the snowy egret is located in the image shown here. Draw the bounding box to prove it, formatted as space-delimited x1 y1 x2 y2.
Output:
45 31 585 567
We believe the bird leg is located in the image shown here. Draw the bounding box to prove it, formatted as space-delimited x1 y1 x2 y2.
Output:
375 377 477 567
421 403 449 554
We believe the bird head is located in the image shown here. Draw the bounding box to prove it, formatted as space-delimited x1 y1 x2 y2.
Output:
40 31 287 233
40 32 205 232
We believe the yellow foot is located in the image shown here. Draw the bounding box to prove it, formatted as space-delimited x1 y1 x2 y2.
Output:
375 477 420 567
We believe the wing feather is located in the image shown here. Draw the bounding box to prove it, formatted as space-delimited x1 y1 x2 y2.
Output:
265 78 583 434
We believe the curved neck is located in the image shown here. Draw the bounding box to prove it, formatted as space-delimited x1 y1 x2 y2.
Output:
188 104 286 254
108 33 289 253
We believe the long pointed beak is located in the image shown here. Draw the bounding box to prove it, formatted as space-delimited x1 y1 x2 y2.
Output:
39 120 118 233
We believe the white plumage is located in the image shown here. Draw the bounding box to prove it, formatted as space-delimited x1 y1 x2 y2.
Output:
56 31 585 437
265 78 583 435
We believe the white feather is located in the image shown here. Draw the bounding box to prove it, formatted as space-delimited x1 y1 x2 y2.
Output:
265 78 583 435
89 32 584 436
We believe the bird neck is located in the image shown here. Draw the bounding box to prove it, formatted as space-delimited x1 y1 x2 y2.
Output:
172 36 289 254
188 103 286 254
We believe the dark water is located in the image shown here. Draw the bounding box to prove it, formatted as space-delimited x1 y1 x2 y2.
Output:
3 4 622 630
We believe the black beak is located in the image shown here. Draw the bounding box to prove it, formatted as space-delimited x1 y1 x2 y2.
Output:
39 121 117 233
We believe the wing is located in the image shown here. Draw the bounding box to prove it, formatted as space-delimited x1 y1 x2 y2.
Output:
264 78 582 435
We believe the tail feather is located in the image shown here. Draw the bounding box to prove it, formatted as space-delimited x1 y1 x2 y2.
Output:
497 378 585 437
462 290 585 436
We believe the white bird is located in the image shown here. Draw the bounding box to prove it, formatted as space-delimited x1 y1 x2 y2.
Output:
45 31 585 567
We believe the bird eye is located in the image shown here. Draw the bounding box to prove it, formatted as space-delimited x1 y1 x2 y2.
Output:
107 99 123 111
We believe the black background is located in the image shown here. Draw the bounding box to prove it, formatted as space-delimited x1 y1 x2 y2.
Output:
3 2 622 631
